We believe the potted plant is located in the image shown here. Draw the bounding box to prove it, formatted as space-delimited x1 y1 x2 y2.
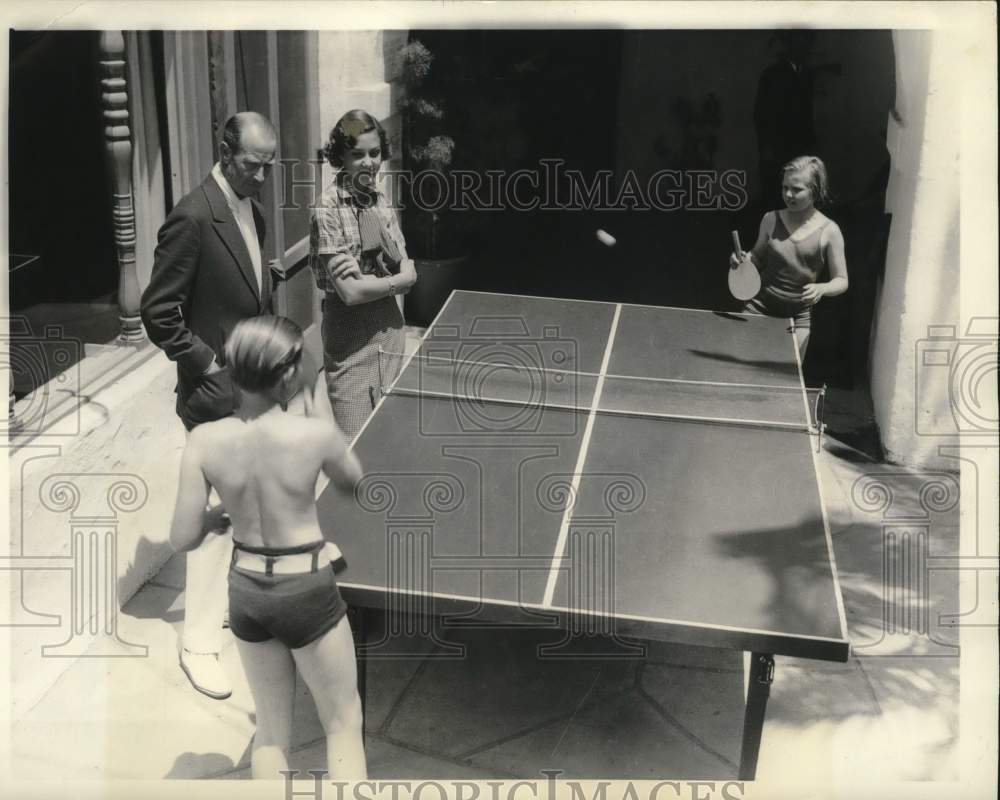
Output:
397 39 470 326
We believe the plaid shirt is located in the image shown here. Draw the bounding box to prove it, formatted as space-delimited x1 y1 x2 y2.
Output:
309 177 408 293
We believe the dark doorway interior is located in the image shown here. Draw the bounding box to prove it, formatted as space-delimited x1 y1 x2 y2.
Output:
401 29 625 291
402 29 892 458
8 30 120 398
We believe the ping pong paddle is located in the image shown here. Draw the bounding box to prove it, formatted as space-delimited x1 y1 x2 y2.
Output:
728 231 761 301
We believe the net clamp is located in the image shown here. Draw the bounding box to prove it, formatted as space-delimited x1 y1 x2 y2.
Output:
755 654 776 685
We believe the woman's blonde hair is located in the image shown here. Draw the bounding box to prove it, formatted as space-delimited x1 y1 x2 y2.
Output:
224 316 304 396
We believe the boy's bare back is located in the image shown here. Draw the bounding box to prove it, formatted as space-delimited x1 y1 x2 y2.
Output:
191 413 356 549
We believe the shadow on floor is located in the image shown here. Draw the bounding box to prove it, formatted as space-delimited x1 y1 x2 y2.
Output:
8 296 121 400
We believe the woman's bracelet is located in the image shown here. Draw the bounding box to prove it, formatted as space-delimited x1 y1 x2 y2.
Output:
387 276 397 297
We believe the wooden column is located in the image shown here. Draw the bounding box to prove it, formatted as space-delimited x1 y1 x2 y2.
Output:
99 32 144 342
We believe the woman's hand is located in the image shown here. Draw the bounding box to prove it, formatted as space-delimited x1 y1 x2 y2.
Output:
801 283 826 305
398 258 418 290
329 253 362 280
307 370 335 422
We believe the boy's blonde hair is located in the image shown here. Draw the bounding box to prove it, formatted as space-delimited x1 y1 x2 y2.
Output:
224 315 304 396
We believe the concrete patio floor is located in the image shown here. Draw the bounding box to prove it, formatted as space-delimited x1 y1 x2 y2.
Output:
8 395 963 785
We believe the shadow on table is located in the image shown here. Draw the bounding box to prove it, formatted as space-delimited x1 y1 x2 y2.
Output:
686 348 801 378
713 519 844 642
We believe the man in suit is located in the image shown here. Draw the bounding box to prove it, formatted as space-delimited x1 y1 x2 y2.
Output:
141 111 277 699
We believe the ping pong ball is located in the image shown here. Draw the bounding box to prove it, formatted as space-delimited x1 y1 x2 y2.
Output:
596 229 616 247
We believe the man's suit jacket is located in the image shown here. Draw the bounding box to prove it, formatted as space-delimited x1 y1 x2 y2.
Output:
141 175 273 430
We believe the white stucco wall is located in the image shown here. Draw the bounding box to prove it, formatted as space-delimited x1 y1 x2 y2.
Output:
871 29 997 470
317 30 403 188
315 29 404 320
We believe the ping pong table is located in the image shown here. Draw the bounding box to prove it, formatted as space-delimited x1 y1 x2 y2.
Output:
316 290 850 779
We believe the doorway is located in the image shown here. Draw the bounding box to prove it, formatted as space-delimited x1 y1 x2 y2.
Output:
8 30 120 398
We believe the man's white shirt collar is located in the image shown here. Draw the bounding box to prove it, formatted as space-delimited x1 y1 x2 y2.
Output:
211 163 262 291
212 163 252 213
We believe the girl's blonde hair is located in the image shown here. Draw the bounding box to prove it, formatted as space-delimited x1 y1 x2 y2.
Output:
783 155 832 207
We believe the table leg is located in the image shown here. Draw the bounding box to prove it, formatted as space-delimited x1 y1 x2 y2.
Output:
738 652 775 780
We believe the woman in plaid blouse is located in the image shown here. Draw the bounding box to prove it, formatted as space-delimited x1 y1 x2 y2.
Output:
309 110 419 440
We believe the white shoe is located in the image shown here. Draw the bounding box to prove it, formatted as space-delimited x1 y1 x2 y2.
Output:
180 649 232 699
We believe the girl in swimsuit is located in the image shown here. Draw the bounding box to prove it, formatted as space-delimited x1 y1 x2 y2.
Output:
731 155 849 355
169 315 366 779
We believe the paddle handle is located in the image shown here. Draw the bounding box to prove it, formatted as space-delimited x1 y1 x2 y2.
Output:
731 230 744 258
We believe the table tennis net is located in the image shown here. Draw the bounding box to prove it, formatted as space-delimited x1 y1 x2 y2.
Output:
380 351 824 432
